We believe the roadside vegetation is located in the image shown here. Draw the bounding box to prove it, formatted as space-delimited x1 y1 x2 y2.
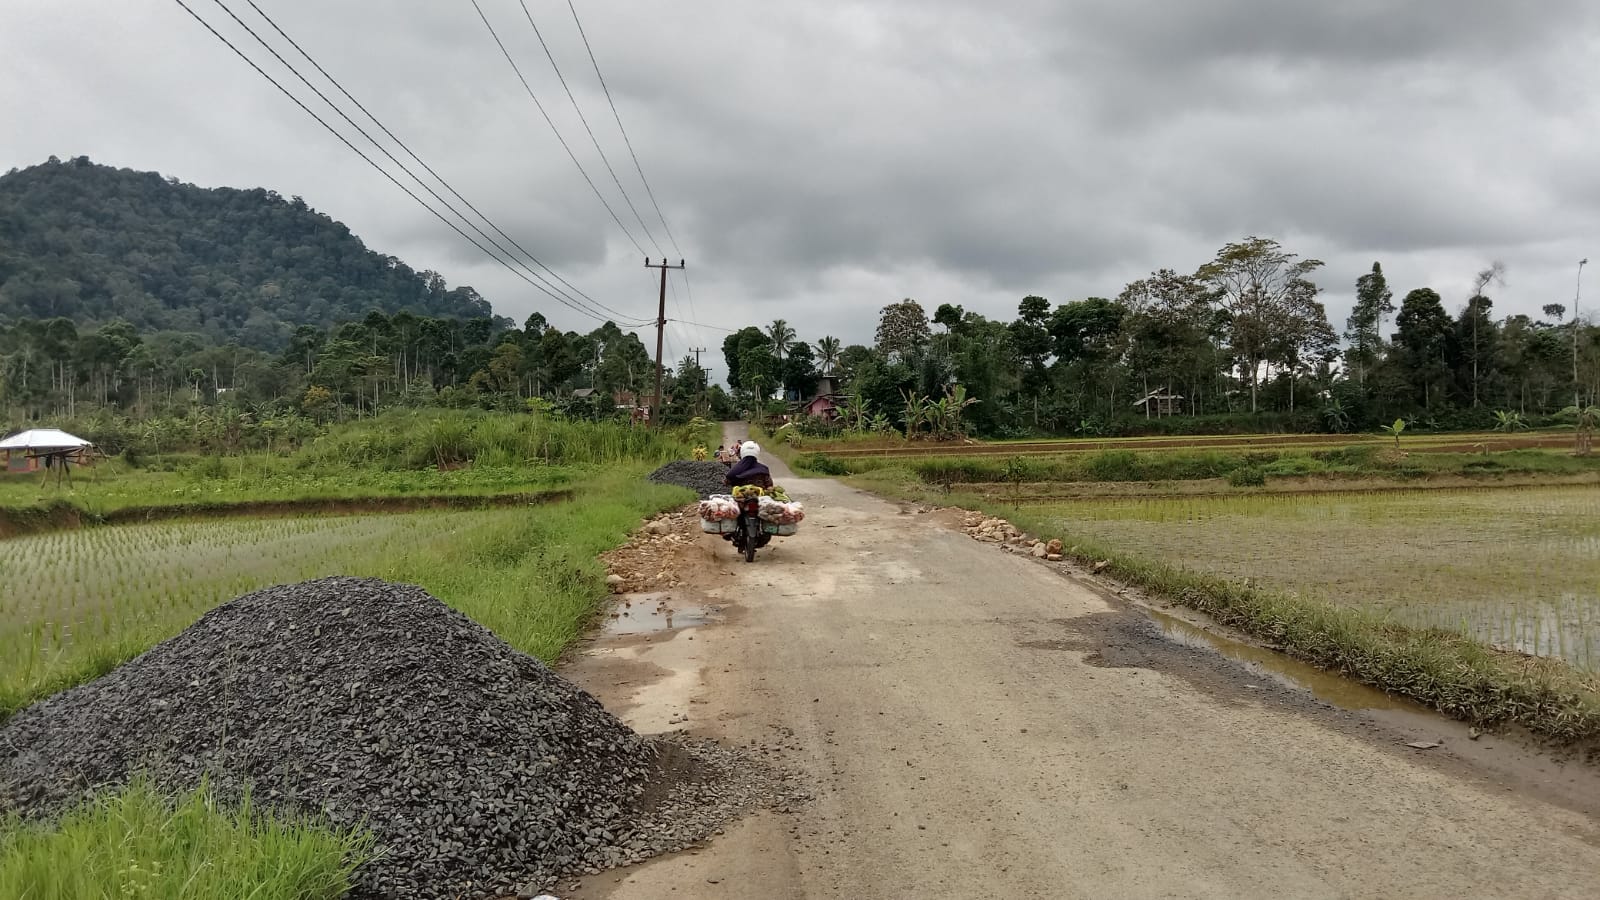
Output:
1 470 689 720
0 408 699 528
0 778 370 900
783 439 1600 490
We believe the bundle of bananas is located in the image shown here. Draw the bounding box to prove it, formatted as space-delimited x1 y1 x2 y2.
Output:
691 446 708 461
730 484 765 500
768 485 790 502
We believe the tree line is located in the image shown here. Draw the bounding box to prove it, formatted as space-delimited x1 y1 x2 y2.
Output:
1 308 731 444
724 237 1596 437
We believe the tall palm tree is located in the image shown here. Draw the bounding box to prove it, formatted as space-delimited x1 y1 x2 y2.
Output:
767 319 795 367
768 319 795 396
815 335 842 375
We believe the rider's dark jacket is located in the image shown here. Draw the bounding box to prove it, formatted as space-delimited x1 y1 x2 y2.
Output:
725 457 774 489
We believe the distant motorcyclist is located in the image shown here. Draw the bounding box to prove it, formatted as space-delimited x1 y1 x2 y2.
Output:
724 441 774 489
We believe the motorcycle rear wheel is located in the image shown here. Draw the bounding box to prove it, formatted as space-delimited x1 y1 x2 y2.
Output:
743 518 760 563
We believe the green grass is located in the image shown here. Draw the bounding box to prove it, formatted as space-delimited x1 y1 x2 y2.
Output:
798 445 1600 486
0 778 370 900
0 409 705 528
1010 487 1600 671
0 468 690 719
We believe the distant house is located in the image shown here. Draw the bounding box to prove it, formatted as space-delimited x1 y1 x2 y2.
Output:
571 387 597 400
803 394 841 420
1 429 93 473
1132 389 1184 417
801 372 846 422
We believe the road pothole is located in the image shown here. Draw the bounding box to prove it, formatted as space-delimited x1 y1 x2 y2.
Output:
603 592 720 636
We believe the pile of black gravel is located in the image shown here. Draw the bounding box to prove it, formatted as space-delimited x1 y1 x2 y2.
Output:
647 460 731 499
0 577 791 899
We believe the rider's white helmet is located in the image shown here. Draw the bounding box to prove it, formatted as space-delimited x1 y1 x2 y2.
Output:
740 441 760 458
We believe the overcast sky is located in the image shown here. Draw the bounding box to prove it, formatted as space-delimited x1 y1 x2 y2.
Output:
4 0 1599 373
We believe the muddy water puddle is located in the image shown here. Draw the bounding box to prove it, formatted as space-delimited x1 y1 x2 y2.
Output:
602 593 719 636
1148 609 1416 712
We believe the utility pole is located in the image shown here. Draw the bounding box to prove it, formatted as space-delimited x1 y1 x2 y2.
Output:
645 257 685 425
690 349 708 417
1577 258 1588 409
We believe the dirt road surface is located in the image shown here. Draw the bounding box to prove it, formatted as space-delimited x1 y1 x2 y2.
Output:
567 425 1600 899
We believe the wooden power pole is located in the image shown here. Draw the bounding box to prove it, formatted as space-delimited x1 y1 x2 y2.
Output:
645 257 685 425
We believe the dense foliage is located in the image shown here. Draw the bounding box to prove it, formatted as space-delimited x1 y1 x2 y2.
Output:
728 238 1598 437
0 157 502 345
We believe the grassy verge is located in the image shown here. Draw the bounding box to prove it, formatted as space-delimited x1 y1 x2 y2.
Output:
1 468 689 720
0 778 370 900
794 444 1600 487
0 408 708 525
858 469 1600 743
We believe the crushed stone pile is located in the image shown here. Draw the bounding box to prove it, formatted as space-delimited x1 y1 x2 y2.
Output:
646 460 731 499
0 577 795 900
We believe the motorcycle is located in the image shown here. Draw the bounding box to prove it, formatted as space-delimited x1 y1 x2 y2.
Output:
726 493 772 563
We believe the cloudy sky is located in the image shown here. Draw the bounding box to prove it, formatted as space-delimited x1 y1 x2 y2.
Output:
4 0 1599 373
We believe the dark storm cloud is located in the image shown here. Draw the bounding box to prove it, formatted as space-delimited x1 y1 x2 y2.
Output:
2 0 1597 351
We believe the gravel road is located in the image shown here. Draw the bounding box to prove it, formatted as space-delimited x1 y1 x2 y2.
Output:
566 424 1600 899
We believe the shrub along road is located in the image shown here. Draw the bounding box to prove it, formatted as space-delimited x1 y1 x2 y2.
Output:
567 426 1600 899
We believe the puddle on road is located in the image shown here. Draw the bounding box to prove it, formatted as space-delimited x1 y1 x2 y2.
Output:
1149 609 1411 712
602 592 718 636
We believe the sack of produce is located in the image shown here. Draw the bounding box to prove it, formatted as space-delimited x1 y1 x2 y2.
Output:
756 496 806 525
698 495 740 521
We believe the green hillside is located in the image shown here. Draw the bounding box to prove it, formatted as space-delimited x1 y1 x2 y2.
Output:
0 156 500 348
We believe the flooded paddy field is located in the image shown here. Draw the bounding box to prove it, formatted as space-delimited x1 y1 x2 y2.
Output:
1034 486 1600 671
0 508 533 711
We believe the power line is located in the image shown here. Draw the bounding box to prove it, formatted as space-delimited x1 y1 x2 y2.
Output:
206 0 643 325
669 318 738 333
517 0 661 256
677 265 700 339
566 0 703 334
237 0 645 326
470 0 649 259
565 0 682 258
170 0 642 327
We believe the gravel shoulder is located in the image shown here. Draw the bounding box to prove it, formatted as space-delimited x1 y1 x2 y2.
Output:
565 424 1600 899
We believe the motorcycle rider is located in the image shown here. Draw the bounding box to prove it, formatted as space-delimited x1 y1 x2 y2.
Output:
724 440 774 490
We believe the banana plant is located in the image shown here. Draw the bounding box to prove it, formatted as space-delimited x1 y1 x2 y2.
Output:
1492 409 1527 434
1379 417 1406 450
901 390 926 439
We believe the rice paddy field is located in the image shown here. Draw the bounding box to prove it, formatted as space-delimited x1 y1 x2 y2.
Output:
0 471 690 718
1030 486 1600 671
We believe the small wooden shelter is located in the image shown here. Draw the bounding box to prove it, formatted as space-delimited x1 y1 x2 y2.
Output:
1 428 94 476
1132 389 1184 417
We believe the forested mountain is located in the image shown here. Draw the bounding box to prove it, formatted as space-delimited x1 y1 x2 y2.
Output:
0 156 501 347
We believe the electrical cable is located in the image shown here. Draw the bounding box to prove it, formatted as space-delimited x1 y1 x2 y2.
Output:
170 0 643 326
565 0 682 258
517 0 661 256
205 0 647 327
238 0 646 325
470 0 649 259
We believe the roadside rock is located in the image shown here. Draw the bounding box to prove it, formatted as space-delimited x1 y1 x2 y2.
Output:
647 461 730 499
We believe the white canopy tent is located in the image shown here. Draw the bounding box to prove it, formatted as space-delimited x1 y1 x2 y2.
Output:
0 428 93 452
1 429 94 476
